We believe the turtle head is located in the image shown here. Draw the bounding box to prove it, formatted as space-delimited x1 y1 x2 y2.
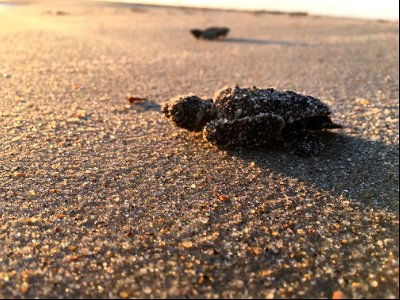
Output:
162 95 218 132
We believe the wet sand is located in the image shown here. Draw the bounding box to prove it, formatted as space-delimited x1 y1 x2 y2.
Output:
0 0 399 298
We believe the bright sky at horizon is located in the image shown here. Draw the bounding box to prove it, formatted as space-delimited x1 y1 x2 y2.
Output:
103 0 399 20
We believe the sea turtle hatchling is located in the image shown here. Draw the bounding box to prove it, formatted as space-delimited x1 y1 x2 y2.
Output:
190 27 230 40
162 86 341 155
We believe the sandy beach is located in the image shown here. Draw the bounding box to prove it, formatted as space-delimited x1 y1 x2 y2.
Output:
0 0 399 298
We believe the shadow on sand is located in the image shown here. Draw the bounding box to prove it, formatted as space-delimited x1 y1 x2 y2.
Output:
223 131 399 212
220 37 309 47
132 101 161 112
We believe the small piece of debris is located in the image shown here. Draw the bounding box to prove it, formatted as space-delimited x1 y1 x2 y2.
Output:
261 270 273 277
75 110 87 119
218 194 230 201
127 96 146 104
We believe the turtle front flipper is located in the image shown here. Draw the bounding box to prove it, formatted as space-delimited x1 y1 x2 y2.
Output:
303 115 342 130
203 113 285 149
281 126 324 156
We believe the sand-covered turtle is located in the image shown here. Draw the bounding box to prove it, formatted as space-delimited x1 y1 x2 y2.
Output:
162 86 341 155
190 27 230 40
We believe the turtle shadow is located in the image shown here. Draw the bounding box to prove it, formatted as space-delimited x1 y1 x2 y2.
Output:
132 101 161 112
220 37 309 47
225 132 399 212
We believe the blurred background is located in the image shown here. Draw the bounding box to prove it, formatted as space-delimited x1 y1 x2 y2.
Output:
101 0 399 20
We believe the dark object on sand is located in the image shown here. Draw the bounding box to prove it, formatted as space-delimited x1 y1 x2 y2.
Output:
56 11 69 16
190 27 230 40
162 86 341 155
127 96 146 104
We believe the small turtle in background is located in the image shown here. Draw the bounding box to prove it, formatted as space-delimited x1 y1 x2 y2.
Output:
190 27 230 40
162 86 342 156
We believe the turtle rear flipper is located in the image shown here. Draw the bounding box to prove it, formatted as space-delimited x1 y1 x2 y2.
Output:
203 113 284 149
